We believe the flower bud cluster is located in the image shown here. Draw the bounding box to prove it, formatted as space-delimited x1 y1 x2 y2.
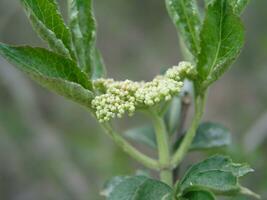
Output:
92 79 139 122
92 62 195 122
135 76 183 106
165 61 196 81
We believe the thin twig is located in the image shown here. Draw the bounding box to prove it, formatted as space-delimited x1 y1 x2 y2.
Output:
102 123 160 170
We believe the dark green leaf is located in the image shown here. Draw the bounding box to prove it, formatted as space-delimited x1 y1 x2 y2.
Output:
101 176 127 197
183 190 215 200
190 122 231 150
181 170 239 194
0 43 93 107
181 155 253 180
92 48 106 79
21 0 73 58
124 124 157 149
164 96 181 135
180 155 254 195
103 176 172 200
69 0 103 78
196 0 245 89
166 0 201 57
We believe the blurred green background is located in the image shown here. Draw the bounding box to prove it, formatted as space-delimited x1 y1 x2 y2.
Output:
0 0 266 199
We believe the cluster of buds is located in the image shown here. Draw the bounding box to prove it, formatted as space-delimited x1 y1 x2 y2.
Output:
92 79 139 122
165 61 197 81
92 62 196 122
135 76 183 106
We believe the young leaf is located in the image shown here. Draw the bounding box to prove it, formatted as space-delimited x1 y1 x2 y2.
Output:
92 48 107 79
21 0 73 58
180 155 254 195
196 0 245 90
69 0 102 78
164 96 181 135
124 124 157 149
190 122 231 150
183 190 216 200
102 176 172 200
166 0 201 57
0 43 94 107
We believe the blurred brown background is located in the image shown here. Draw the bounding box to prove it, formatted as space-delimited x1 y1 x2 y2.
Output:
0 0 266 199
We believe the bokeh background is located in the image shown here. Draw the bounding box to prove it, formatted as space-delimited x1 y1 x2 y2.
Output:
0 0 266 199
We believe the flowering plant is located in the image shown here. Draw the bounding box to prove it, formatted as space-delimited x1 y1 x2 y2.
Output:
0 0 260 199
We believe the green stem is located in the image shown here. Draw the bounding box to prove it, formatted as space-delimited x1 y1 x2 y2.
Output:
150 111 173 186
171 93 206 168
102 123 159 170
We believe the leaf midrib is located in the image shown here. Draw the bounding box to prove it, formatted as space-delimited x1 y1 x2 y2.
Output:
180 0 200 54
207 1 225 80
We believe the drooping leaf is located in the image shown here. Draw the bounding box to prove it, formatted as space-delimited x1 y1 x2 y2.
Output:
92 48 107 79
69 0 104 78
102 176 172 200
21 0 73 58
164 96 181 135
196 0 245 89
0 43 94 107
190 122 231 150
124 124 157 149
166 0 201 57
183 190 216 200
180 155 254 195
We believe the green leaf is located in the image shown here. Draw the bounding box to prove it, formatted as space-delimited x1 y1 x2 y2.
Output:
124 124 157 149
190 122 231 150
166 0 201 57
21 0 73 58
183 190 216 200
182 170 239 194
164 96 181 135
102 176 173 200
180 155 254 195
230 0 250 15
101 176 127 197
0 43 94 107
181 155 253 180
196 0 245 89
230 195 249 200
239 186 261 199
92 48 107 79
205 0 250 15
69 0 103 78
